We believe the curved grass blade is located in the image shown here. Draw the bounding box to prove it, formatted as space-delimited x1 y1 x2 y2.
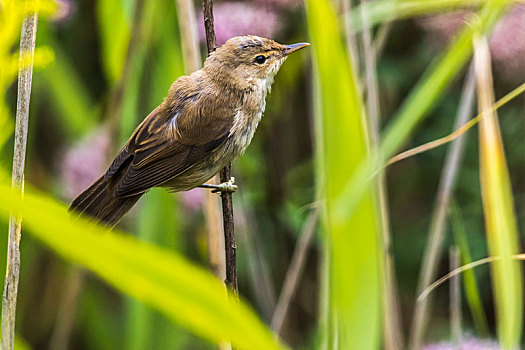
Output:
348 0 517 33
449 204 489 337
0 181 286 350
474 36 522 349
386 81 525 167
334 0 509 224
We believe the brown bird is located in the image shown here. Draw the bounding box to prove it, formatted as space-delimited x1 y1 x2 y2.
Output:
70 35 309 226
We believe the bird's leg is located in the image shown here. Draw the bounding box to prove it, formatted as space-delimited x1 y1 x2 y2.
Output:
199 177 238 193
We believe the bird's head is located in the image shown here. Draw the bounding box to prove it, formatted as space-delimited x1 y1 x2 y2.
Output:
204 35 309 90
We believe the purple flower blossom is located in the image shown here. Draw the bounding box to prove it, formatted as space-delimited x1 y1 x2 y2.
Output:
198 2 280 45
180 188 204 212
418 5 525 80
50 0 73 22
60 127 110 201
423 337 502 350
253 0 303 8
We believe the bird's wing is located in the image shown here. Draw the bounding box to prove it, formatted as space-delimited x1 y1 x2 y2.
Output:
108 89 235 197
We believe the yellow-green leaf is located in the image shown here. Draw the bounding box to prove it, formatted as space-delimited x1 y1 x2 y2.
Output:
306 0 381 348
0 181 286 350
474 36 522 349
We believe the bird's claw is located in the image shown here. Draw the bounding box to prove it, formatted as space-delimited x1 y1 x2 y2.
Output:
211 177 237 193
199 177 237 193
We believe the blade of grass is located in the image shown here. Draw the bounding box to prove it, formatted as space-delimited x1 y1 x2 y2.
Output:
175 0 227 286
333 0 508 230
271 209 318 335
347 0 517 33
449 203 489 337
36 30 96 138
127 189 183 350
409 65 476 350
0 181 286 350
125 1 187 348
48 267 84 350
386 81 525 167
359 1 403 348
235 194 276 321
306 0 381 348
419 253 525 302
449 247 462 345
474 35 522 349
96 0 131 83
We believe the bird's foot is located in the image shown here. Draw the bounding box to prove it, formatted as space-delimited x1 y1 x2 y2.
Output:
199 177 238 193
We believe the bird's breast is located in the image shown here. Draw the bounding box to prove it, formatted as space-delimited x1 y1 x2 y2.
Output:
228 108 262 156
228 86 268 157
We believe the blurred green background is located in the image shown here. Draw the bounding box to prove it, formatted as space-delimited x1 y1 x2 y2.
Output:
1 0 524 349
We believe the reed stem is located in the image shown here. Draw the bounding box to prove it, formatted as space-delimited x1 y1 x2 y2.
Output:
1 11 39 350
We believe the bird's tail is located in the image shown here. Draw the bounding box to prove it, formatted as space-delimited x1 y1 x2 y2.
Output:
69 176 142 227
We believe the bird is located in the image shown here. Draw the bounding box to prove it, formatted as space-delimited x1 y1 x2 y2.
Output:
69 35 309 226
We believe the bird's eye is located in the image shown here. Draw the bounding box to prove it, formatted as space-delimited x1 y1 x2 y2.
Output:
254 55 266 64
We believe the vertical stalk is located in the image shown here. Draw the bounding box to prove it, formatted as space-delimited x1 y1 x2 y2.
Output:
359 1 403 349
409 66 476 350
271 209 318 334
2 11 38 350
449 247 461 345
475 36 522 349
201 0 237 295
176 0 201 72
177 0 226 281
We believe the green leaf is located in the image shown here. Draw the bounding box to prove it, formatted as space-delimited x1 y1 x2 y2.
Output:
334 0 509 223
37 36 96 138
348 0 516 33
450 203 489 337
474 36 522 349
96 0 131 83
306 0 381 348
0 182 286 350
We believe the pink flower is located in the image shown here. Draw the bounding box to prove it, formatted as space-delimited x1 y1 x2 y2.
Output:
198 2 280 45
60 127 110 201
418 5 525 80
253 0 303 8
423 337 502 350
50 0 73 22
180 188 204 212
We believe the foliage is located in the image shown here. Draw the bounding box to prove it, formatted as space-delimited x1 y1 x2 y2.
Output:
306 0 381 348
0 0 55 148
0 0 524 348
0 179 285 350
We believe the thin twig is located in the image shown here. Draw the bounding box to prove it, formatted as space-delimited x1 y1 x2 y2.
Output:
1 10 38 350
271 209 318 335
359 1 403 349
201 0 238 295
219 166 237 293
409 65 476 350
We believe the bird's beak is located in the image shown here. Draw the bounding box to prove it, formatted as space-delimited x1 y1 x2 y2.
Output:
283 42 310 55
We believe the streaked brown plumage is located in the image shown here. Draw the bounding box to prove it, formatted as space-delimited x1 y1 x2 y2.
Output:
70 35 309 226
